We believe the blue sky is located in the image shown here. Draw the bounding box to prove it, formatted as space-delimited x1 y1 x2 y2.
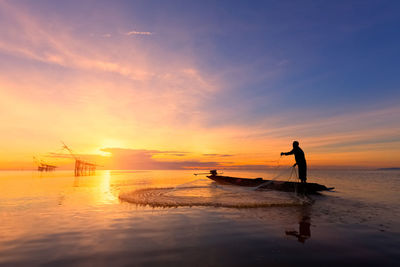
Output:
95 0 400 125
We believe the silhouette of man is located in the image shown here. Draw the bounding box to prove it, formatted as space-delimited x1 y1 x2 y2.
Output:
281 141 307 183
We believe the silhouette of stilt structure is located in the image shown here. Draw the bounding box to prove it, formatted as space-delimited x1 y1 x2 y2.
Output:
74 160 96 176
34 156 57 172
38 163 57 172
62 142 97 176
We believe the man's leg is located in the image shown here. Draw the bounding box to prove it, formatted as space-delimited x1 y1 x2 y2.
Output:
298 165 307 183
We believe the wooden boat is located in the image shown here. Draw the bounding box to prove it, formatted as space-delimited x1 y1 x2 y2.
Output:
206 170 333 194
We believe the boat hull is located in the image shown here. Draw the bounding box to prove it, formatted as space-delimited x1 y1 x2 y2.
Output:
207 175 333 194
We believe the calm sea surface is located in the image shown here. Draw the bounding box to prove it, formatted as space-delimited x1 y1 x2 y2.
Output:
0 169 399 266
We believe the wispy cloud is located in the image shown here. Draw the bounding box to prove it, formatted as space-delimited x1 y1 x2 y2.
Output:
100 148 218 169
202 153 233 157
98 148 277 170
0 2 153 81
125 30 153 36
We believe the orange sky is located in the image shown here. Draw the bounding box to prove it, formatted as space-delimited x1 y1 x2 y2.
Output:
0 1 399 170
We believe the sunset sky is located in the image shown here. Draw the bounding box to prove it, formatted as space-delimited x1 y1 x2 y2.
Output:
0 0 399 169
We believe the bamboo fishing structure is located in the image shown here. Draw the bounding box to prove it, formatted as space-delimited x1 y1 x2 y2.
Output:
33 156 57 172
62 142 97 176
38 164 57 172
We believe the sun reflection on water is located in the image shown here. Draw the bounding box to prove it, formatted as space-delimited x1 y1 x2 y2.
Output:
97 170 117 204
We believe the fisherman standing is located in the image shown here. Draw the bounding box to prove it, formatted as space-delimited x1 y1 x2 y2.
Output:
281 141 307 183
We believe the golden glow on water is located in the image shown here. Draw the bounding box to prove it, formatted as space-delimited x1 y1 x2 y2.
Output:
0 169 399 265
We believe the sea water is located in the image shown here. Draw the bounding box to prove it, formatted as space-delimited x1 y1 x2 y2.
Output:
0 169 399 266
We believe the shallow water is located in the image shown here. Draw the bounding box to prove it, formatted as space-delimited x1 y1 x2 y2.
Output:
0 169 399 266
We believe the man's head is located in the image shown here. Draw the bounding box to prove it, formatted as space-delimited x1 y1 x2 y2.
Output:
293 141 299 148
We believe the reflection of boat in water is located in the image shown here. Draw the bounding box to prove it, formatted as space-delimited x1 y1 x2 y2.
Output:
206 170 334 194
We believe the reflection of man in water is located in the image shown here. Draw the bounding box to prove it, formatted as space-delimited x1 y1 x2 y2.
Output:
285 206 311 243
286 215 311 243
281 141 307 183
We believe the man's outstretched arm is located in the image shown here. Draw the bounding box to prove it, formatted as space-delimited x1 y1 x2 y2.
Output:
281 149 294 156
